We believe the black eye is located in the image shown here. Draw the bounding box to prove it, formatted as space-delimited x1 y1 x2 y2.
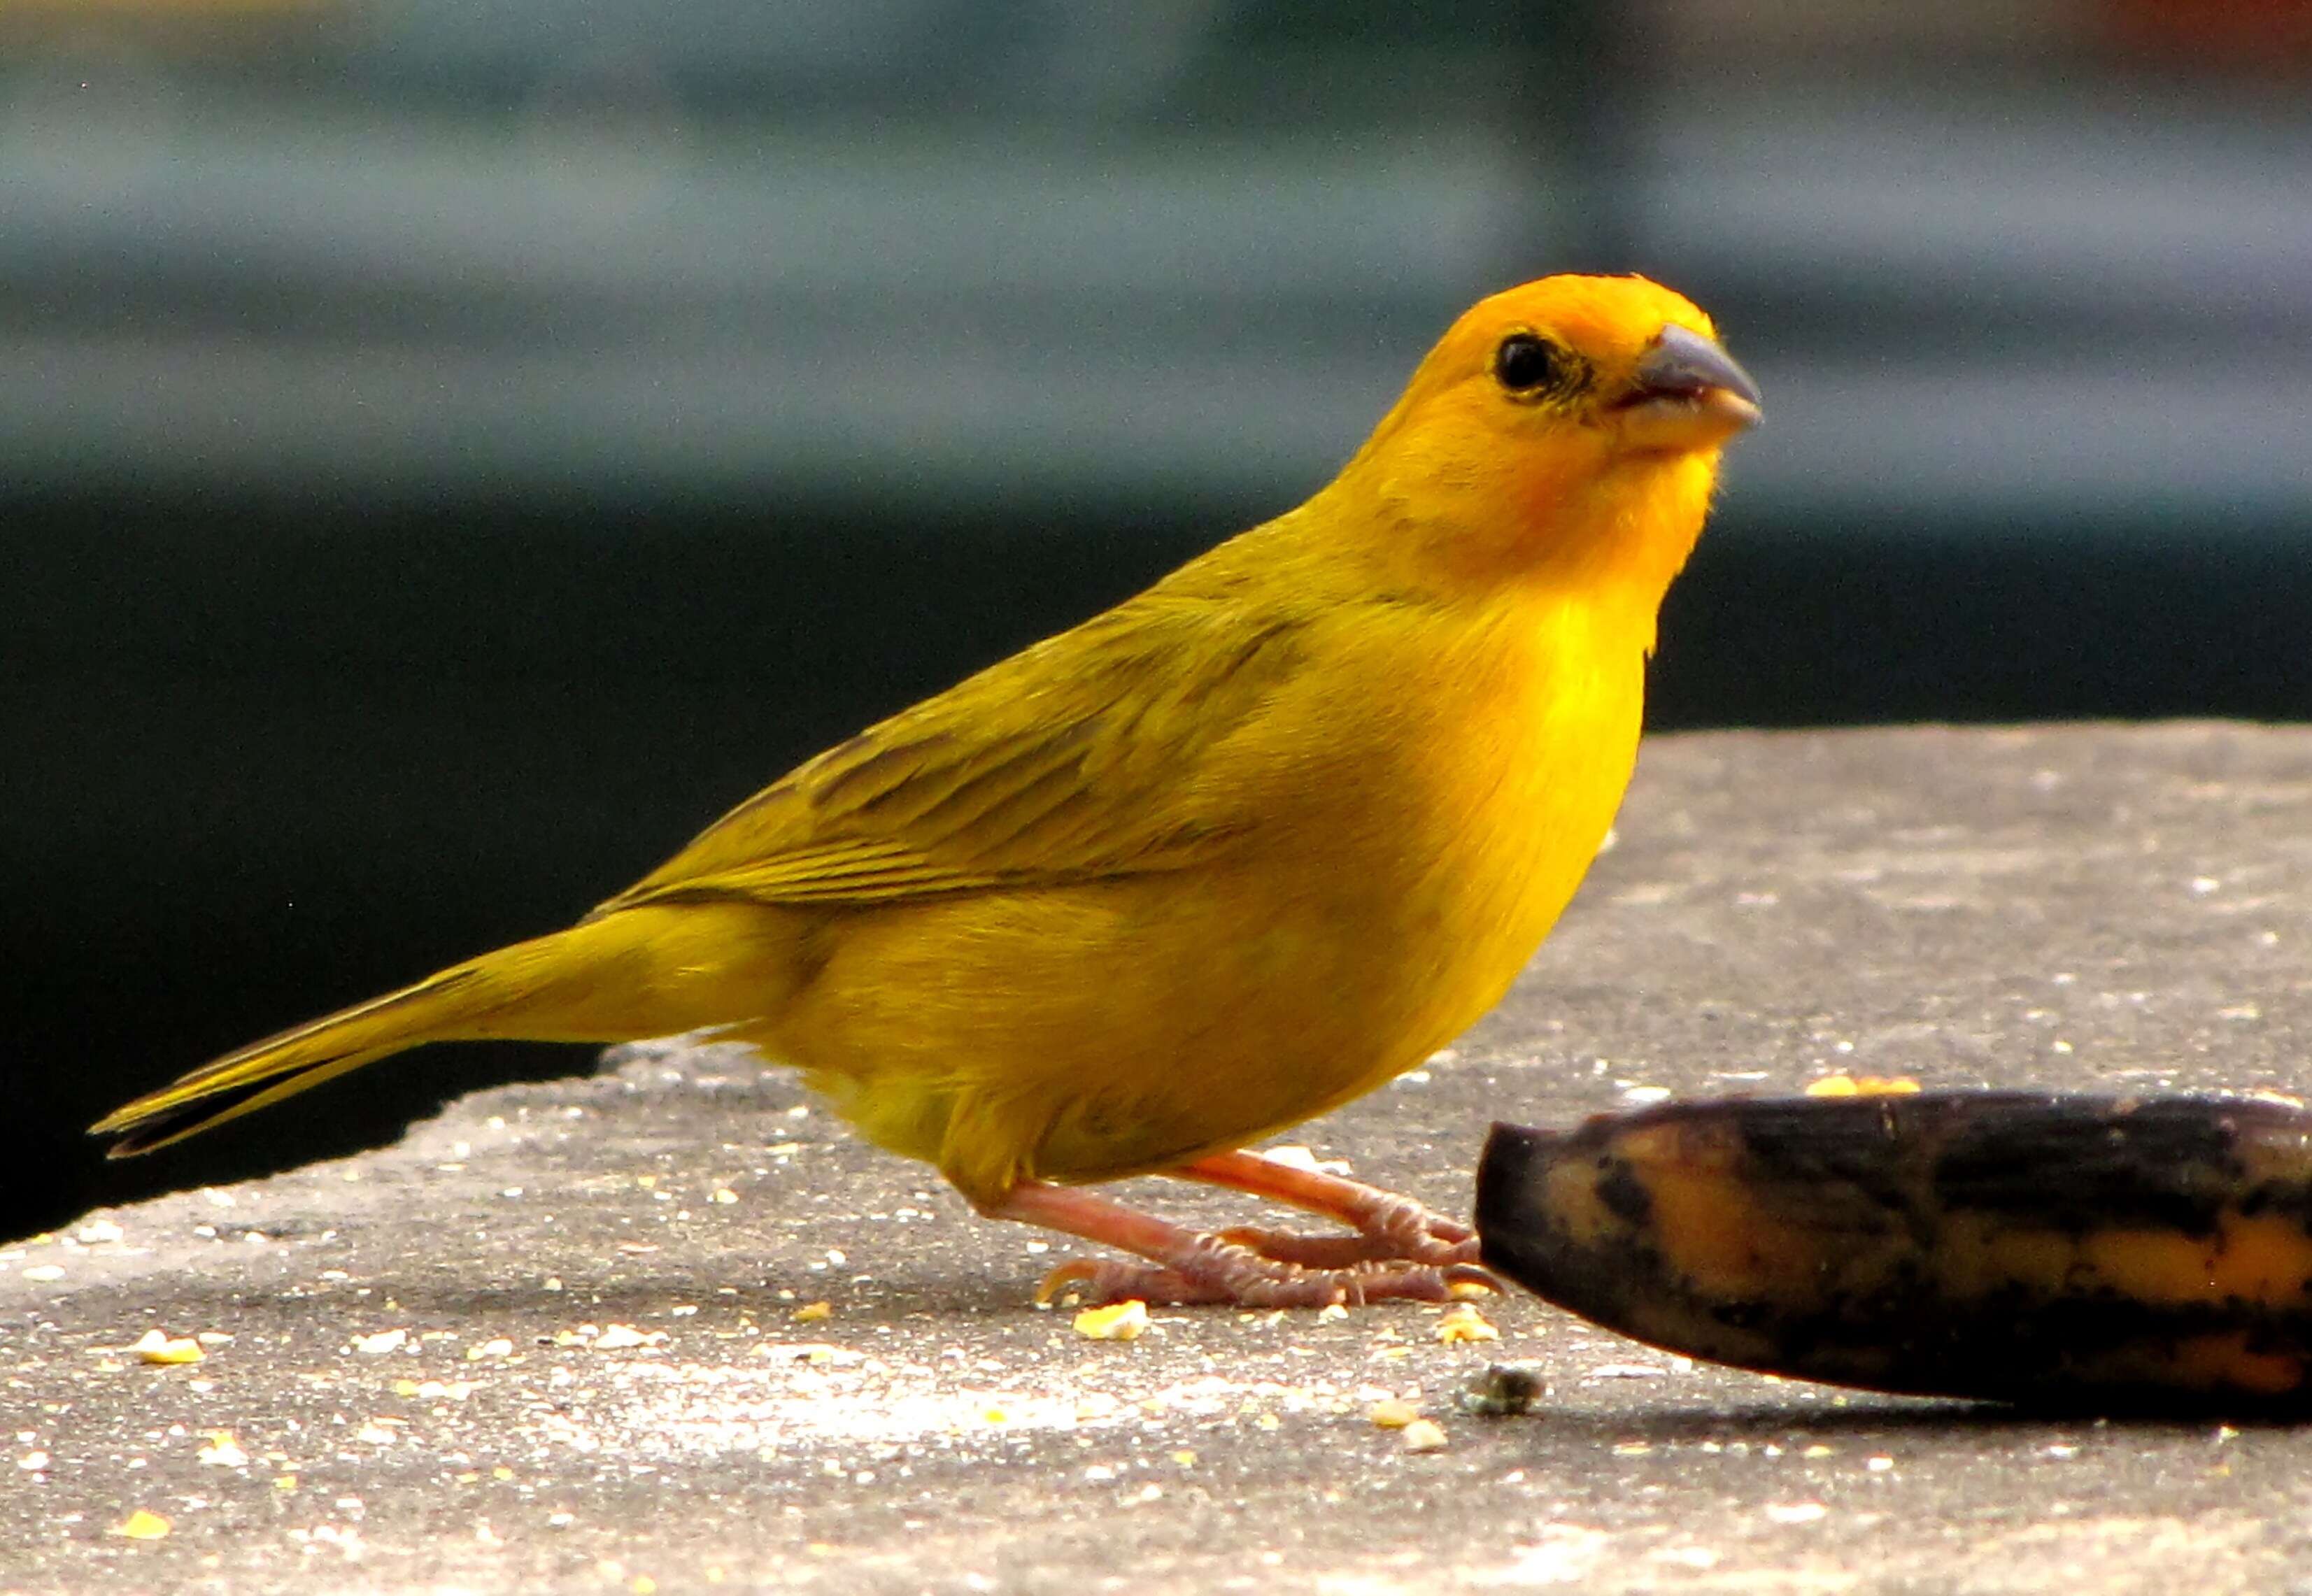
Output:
1494 332 1566 394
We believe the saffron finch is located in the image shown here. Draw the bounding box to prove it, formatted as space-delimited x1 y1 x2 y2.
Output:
94 273 1759 1307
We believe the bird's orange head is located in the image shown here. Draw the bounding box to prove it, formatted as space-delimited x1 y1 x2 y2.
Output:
1339 273 1759 597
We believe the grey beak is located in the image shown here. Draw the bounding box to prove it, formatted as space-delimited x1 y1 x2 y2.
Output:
1633 325 1763 414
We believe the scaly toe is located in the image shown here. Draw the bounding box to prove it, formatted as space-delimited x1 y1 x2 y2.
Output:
1211 1225 1408 1269
1038 1257 1232 1307
1038 1238 1476 1309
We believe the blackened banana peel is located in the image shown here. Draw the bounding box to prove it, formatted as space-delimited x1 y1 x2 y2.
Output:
1477 1091 2312 1414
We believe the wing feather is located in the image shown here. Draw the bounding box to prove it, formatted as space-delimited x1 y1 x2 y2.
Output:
591 593 1307 915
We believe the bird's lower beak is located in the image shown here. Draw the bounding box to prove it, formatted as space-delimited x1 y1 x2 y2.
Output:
1614 325 1762 454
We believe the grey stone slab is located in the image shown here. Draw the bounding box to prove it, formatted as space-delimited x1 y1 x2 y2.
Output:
8 723 2312 1595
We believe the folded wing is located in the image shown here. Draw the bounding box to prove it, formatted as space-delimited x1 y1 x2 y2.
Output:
592 592 1308 915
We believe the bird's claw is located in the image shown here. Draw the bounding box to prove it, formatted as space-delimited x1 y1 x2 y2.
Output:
1037 1257 1208 1306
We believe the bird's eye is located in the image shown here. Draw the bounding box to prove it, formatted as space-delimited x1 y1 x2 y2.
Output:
1493 332 1567 396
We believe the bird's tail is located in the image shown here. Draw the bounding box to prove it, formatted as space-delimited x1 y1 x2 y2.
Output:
92 904 786 1157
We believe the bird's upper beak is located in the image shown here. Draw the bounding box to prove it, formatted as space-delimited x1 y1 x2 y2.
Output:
1613 325 1762 455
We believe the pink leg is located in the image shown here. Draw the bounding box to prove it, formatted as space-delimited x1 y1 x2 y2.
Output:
1172 1150 1478 1267
982 1180 1476 1309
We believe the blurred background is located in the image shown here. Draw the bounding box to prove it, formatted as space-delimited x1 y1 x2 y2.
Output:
6 0 2311 1240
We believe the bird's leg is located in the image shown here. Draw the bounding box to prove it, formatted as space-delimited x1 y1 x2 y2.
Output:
1172 1149 1482 1269
984 1180 1476 1309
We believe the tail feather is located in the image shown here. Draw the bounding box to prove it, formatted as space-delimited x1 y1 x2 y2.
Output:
93 966 491 1156
94 901 797 1157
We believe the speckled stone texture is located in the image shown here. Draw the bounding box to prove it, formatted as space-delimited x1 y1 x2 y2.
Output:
6 724 2312 1595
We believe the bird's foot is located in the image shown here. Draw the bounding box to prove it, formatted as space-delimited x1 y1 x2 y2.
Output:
1174 1147 1489 1274
1210 1195 1475 1270
1037 1237 1494 1309
987 1176 1498 1309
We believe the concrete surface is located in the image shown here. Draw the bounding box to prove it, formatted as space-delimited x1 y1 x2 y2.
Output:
9 723 2312 1595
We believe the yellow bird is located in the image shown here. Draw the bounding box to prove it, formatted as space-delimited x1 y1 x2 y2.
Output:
94 274 1759 1307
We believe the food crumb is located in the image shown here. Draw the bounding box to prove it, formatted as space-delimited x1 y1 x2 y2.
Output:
1804 1075 1920 1097
114 1509 171 1540
592 1325 662 1351
1435 1304 1500 1344
791 1301 833 1325
1259 1145 1353 1176
1368 1398 1421 1430
1400 1419 1449 1453
129 1330 205 1366
1072 1300 1150 1341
